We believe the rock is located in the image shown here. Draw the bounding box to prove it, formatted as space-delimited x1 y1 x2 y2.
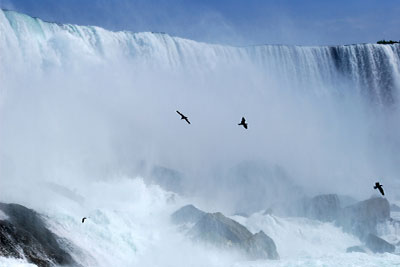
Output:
336 197 390 238
346 246 366 253
243 231 279 260
305 194 341 222
365 233 395 253
0 203 77 266
171 204 206 225
172 205 280 260
189 212 253 246
188 212 279 259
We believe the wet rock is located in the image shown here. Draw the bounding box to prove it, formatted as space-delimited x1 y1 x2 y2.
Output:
0 203 76 266
171 204 205 225
243 230 279 260
172 205 279 260
336 197 390 238
365 233 395 253
189 212 253 246
189 212 279 259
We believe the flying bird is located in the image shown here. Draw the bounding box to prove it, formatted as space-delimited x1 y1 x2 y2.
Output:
82 217 87 223
238 117 248 129
176 111 190 124
374 182 384 196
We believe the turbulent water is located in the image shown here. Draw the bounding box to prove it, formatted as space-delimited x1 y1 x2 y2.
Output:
1 9 400 266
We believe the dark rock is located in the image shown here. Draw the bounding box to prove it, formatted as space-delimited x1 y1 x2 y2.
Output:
243 231 279 260
336 197 390 238
305 194 341 222
0 203 76 266
346 246 366 253
365 233 395 253
171 205 205 225
0 220 51 266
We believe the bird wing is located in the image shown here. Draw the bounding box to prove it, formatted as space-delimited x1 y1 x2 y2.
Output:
379 187 385 196
241 117 246 123
176 111 183 116
244 124 248 129
185 118 191 124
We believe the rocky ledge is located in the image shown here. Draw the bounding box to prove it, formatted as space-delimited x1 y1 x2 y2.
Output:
171 205 279 260
0 203 77 267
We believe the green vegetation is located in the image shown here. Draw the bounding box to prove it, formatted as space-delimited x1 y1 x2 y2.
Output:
377 40 399 44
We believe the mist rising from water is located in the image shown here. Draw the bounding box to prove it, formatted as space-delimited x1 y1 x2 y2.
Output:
1 9 400 213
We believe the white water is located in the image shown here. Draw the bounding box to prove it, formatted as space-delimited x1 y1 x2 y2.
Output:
232 212 360 258
0 258 36 267
2 177 399 266
1 9 400 266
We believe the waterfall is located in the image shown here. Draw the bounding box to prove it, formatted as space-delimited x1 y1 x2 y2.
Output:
1 9 399 105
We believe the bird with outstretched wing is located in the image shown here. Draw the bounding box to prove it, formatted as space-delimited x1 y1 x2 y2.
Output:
176 110 191 124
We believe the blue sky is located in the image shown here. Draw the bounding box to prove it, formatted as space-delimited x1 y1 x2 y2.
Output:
1 0 399 45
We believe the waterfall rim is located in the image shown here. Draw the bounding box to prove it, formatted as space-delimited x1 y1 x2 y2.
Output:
2 8 400 49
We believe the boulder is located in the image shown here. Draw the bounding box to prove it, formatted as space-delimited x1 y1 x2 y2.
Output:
365 233 395 253
171 204 205 225
243 231 279 260
189 212 253 246
0 203 76 266
172 206 279 260
188 212 279 259
336 197 390 238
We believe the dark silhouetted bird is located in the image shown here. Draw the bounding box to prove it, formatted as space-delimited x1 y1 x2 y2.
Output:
82 217 87 223
176 111 190 124
238 117 248 129
374 182 384 196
